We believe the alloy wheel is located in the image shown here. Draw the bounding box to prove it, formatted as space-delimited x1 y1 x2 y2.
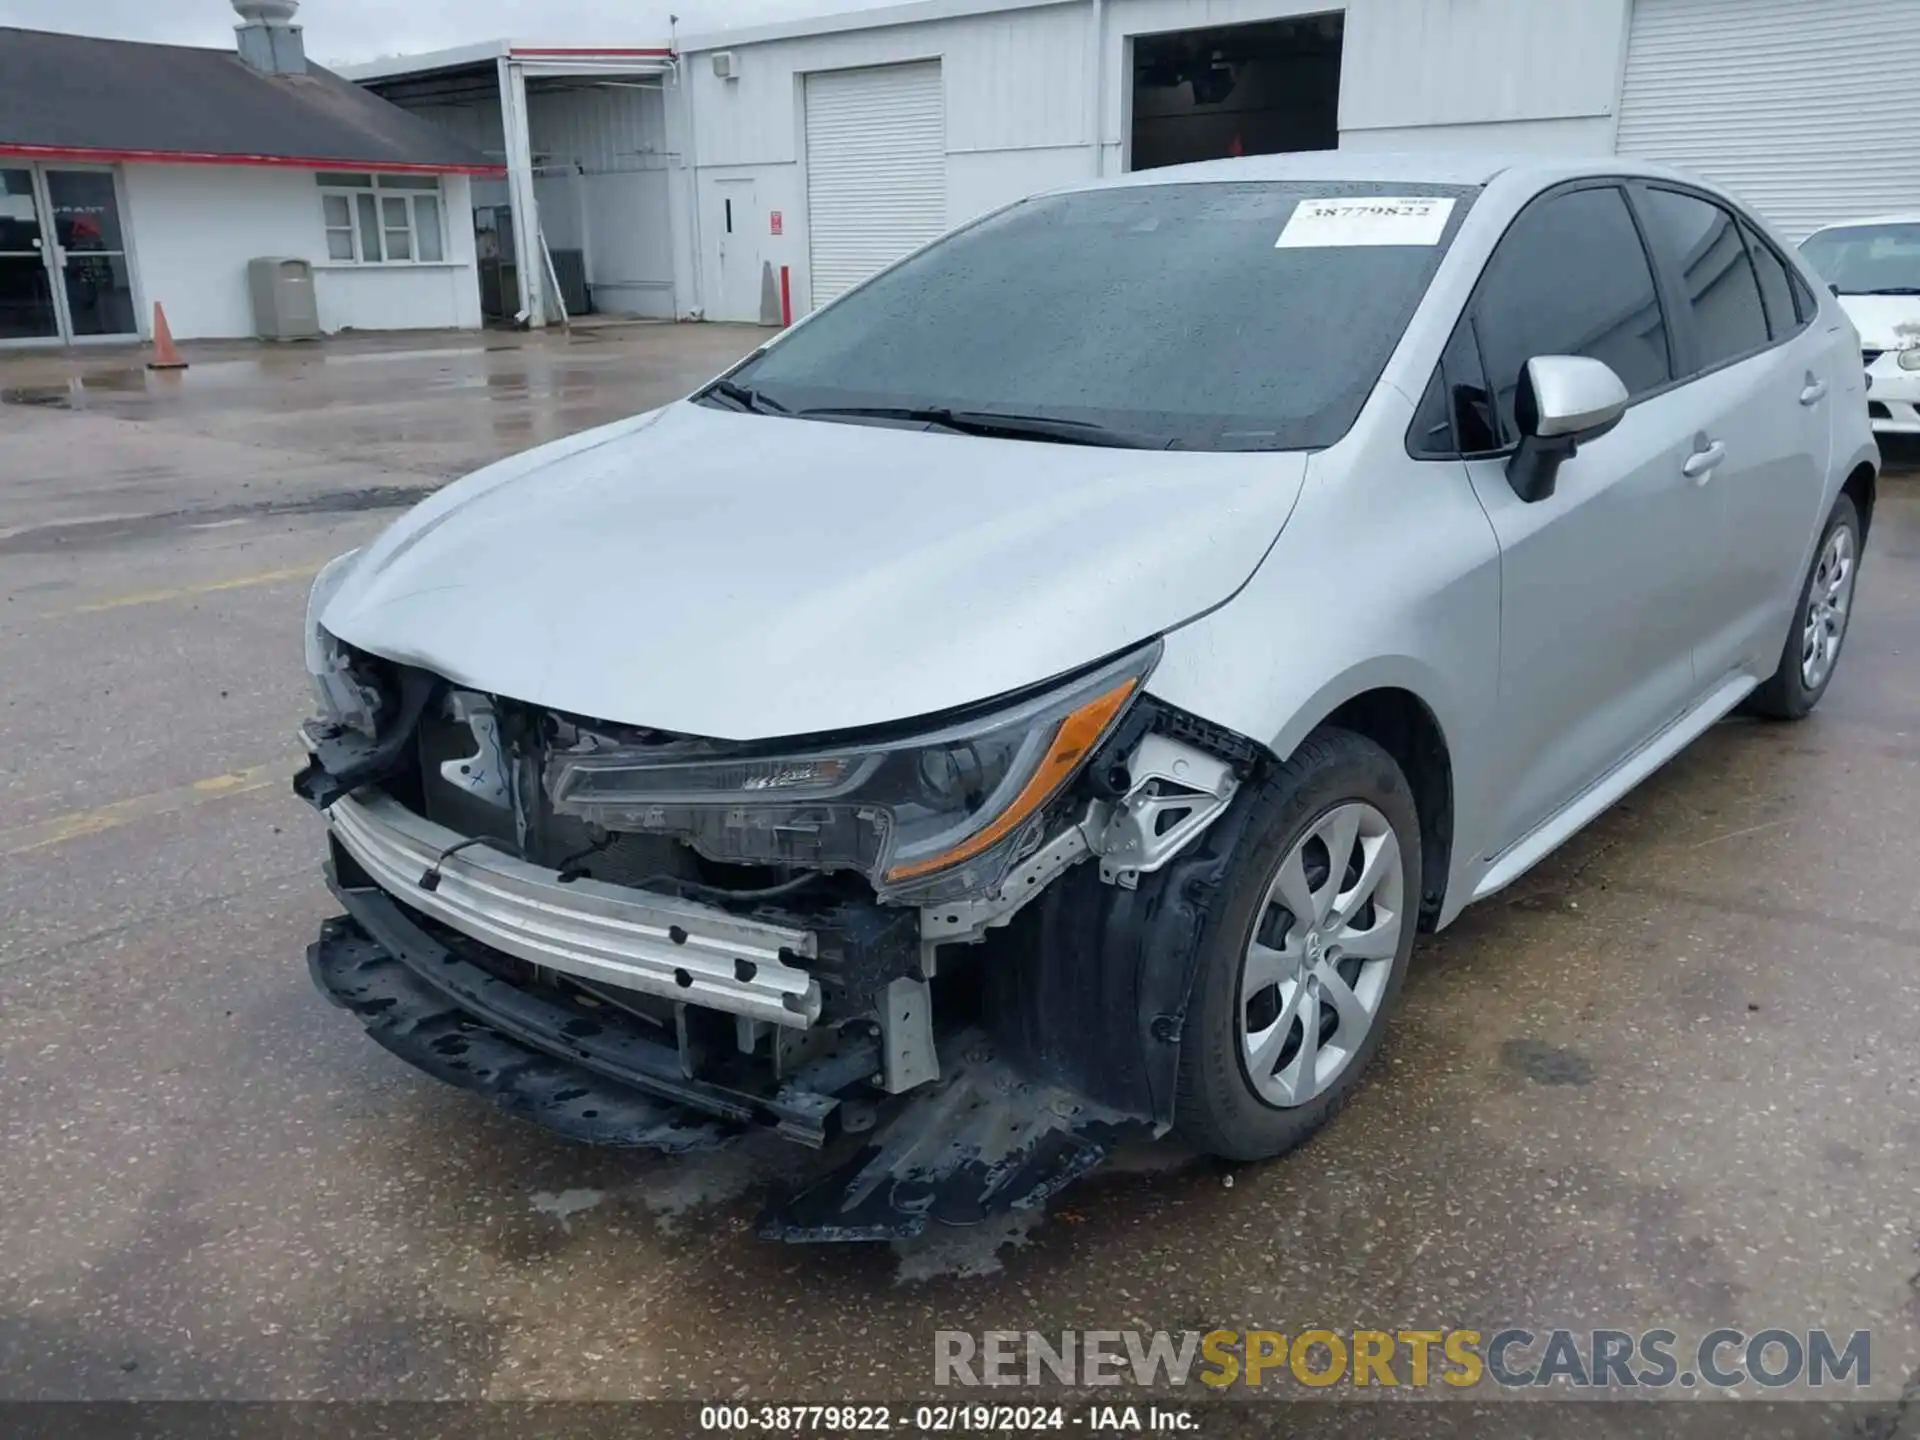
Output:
1239 801 1404 1108
1801 523 1856 691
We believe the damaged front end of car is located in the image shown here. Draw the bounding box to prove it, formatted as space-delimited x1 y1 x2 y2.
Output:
295 581 1263 1241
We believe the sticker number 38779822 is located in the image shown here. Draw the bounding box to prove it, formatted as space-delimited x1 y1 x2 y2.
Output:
1275 196 1457 249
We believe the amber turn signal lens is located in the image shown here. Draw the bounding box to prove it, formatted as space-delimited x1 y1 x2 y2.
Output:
883 676 1139 883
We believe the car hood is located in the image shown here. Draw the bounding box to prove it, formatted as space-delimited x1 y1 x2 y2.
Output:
1836 294 1920 350
320 401 1307 740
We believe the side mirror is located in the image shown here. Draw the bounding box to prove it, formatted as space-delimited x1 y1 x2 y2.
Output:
1505 355 1630 503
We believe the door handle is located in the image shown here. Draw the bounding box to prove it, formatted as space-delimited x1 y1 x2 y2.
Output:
1683 440 1726 483
1799 379 1828 405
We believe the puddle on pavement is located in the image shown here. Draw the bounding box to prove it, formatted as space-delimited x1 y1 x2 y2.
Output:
2 385 73 408
78 369 151 393
3 369 174 408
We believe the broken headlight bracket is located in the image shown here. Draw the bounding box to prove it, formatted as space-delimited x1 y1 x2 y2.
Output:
1087 731 1240 889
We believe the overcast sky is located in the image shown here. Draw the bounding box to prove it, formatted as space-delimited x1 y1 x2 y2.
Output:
0 0 898 64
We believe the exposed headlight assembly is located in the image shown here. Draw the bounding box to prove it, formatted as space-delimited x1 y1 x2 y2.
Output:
303 549 381 736
546 644 1159 903
1899 345 1920 371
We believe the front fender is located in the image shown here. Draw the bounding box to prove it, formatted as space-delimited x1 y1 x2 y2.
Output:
983 775 1271 1125
1143 427 1504 923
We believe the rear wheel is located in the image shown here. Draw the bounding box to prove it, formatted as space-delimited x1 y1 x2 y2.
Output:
1175 728 1421 1162
1744 494 1861 720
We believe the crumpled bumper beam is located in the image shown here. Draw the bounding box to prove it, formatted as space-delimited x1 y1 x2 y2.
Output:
327 790 823 1029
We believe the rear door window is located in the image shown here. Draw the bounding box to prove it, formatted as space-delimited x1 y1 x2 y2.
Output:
1636 188 1772 372
1470 185 1673 444
1740 219 1803 341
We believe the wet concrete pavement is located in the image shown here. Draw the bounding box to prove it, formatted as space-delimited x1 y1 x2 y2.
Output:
1 326 1916 1412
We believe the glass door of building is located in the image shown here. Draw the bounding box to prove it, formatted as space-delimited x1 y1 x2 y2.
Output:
0 165 137 345
43 168 137 340
0 167 60 345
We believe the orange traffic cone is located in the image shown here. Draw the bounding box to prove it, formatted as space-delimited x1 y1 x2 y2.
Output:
147 302 188 370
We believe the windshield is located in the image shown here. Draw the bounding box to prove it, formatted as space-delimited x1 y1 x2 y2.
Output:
720 181 1478 452
1799 223 1920 295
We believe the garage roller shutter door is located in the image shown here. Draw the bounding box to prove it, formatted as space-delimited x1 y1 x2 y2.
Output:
1616 0 1920 241
805 62 946 308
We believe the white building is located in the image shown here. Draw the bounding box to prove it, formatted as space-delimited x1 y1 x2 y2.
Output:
0 2 496 346
362 0 1919 330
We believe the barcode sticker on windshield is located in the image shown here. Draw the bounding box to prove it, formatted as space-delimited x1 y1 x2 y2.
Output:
1275 196 1456 248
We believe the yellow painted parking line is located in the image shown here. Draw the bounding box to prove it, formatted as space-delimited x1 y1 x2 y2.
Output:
1 763 286 857
45 564 320 618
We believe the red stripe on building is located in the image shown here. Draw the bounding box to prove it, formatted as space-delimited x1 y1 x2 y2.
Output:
0 143 505 176
509 47 676 57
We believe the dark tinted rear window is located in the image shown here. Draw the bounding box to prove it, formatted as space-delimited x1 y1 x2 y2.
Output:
1637 188 1771 370
727 181 1478 452
1740 219 1803 340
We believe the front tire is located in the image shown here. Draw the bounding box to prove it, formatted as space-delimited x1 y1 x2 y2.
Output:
1175 728 1421 1162
1744 493 1861 721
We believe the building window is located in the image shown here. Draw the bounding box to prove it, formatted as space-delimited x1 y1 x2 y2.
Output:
317 173 445 263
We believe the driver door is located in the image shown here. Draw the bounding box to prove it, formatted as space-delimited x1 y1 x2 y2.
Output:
1451 183 1712 855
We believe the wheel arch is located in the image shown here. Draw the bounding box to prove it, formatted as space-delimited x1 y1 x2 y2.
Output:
1262 663 1461 932
1841 457 1877 541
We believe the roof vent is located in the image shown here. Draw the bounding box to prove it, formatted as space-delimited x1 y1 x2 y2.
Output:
233 0 306 75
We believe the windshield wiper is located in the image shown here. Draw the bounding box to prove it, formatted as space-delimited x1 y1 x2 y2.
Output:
1836 286 1920 297
696 377 790 415
795 405 1172 449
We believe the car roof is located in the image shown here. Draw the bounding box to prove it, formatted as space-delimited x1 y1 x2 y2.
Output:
1803 212 1920 235
1078 149 1699 194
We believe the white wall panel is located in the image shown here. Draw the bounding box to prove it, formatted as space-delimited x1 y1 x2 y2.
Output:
1341 115 1616 156
946 145 1094 225
120 163 480 339
1338 0 1630 132
581 171 678 316
530 83 670 173
405 98 505 152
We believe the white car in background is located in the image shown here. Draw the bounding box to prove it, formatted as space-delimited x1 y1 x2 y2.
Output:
1800 214 1920 434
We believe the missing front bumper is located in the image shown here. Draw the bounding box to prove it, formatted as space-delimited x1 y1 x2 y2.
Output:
313 879 865 1144
308 895 1151 1241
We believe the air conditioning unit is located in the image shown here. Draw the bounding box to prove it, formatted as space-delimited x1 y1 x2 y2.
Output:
712 51 739 80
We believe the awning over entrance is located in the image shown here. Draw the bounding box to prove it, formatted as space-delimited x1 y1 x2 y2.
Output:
343 42 677 328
